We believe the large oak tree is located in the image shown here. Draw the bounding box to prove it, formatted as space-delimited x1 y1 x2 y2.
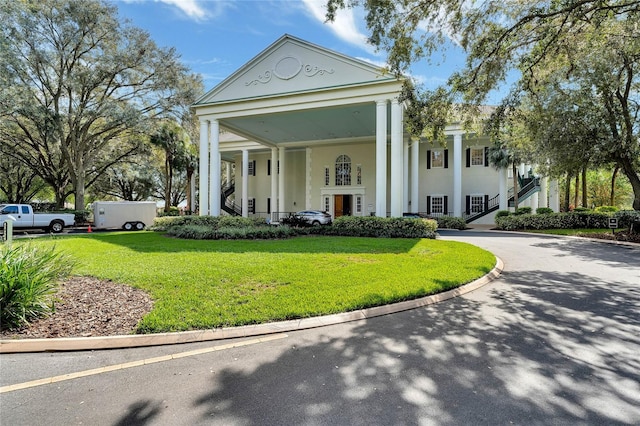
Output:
0 0 202 209
326 0 640 210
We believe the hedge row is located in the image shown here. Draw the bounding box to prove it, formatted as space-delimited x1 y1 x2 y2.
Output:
495 210 640 231
166 224 296 240
157 215 438 239
434 216 467 230
151 215 266 231
328 216 437 238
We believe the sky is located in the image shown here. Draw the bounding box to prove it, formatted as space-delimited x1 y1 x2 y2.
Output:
113 0 474 99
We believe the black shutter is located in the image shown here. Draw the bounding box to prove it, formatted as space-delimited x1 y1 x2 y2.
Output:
267 159 271 176
444 149 449 168
465 195 471 215
484 194 489 212
427 150 431 169
444 196 449 214
426 196 432 214
484 147 489 167
252 160 256 176
466 148 471 167
251 198 256 214
267 198 271 214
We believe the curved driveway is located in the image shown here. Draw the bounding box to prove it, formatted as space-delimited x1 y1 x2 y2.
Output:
1 231 639 425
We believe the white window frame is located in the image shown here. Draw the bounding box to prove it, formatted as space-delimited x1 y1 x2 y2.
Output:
470 194 485 213
431 195 445 214
431 150 444 168
471 147 484 167
355 195 362 214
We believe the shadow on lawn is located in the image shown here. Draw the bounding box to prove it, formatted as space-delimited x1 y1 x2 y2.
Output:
64 232 429 254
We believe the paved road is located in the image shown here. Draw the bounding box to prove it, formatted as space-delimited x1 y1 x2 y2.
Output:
2 231 639 425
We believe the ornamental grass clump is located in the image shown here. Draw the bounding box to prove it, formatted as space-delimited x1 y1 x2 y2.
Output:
0 244 74 330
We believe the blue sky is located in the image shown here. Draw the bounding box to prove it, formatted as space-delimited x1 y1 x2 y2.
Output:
114 0 472 97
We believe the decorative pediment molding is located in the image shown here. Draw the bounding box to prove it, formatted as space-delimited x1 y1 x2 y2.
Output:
245 56 334 86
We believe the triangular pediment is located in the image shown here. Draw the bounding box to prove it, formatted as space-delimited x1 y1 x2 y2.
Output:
195 34 395 105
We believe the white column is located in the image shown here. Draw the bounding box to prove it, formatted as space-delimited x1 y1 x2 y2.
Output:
531 192 539 212
242 149 249 218
499 167 508 211
390 99 403 217
306 147 312 209
453 133 463 217
375 100 388 217
411 138 419 213
403 139 409 213
271 147 278 221
226 161 232 185
208 120 221 216
549 179 560 212
278 147 286 214
539 176 548 208
198 120 209 216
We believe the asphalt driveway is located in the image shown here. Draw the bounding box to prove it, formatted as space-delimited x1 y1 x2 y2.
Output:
1 230 639 425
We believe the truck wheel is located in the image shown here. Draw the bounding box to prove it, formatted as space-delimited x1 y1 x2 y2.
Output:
49 220 64 233
123 222 133 231
135 222 145 231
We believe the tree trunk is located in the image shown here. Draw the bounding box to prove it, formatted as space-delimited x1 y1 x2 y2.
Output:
512 163 519 210
610 166 619 207
573 173 579 209
564 172 571 212
581 166 588 208
185 167 193 213
617 157 640 211
164 156 172 212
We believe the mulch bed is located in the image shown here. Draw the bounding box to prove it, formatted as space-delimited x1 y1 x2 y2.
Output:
0 276 153 339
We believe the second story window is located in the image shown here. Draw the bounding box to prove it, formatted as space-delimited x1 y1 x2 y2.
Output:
335 154 351 186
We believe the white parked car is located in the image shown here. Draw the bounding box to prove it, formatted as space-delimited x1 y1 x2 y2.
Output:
0 204 75 233
295 210 333 226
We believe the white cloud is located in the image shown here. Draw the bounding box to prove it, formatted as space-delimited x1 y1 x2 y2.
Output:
157 0 208 19
301 0 375 54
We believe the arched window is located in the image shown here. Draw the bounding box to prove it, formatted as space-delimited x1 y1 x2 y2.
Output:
335 155 351 186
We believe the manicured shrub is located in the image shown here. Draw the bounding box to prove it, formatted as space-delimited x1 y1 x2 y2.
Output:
594 206 619 213
0 244 74 330
536 207 554 215
514 207 532 215
615 210 640 233
495 210 511 218
165 224 295 240
435 216 467 230
495 211 614 231
331 216 437 238
573 207 591 212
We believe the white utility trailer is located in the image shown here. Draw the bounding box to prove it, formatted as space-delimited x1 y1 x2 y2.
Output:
91 201 157 231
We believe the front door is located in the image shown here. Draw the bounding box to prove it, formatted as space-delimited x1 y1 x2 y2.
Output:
334 195 352 217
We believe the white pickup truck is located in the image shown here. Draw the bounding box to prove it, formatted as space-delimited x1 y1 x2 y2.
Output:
0 204 76 233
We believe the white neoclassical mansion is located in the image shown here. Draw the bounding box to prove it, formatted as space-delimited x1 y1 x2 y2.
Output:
192 35 560 224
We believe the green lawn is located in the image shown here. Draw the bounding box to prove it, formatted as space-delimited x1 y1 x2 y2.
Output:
32 232 495 333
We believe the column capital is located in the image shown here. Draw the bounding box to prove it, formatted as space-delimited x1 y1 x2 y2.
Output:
376 99 389 106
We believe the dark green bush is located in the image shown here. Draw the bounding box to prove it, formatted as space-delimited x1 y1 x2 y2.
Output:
572 207 591 212
151 215 266 232
495 211 613 231
536 207 554 215
615 210 640 233
514 207 532 215
594 206 619 213
331 216 437 238
435 216 467 230
495 210 511 218
165 224 294 240
1 244 74 330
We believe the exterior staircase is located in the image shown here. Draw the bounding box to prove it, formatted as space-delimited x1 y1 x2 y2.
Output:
464 176 541 223
220 180 241 216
